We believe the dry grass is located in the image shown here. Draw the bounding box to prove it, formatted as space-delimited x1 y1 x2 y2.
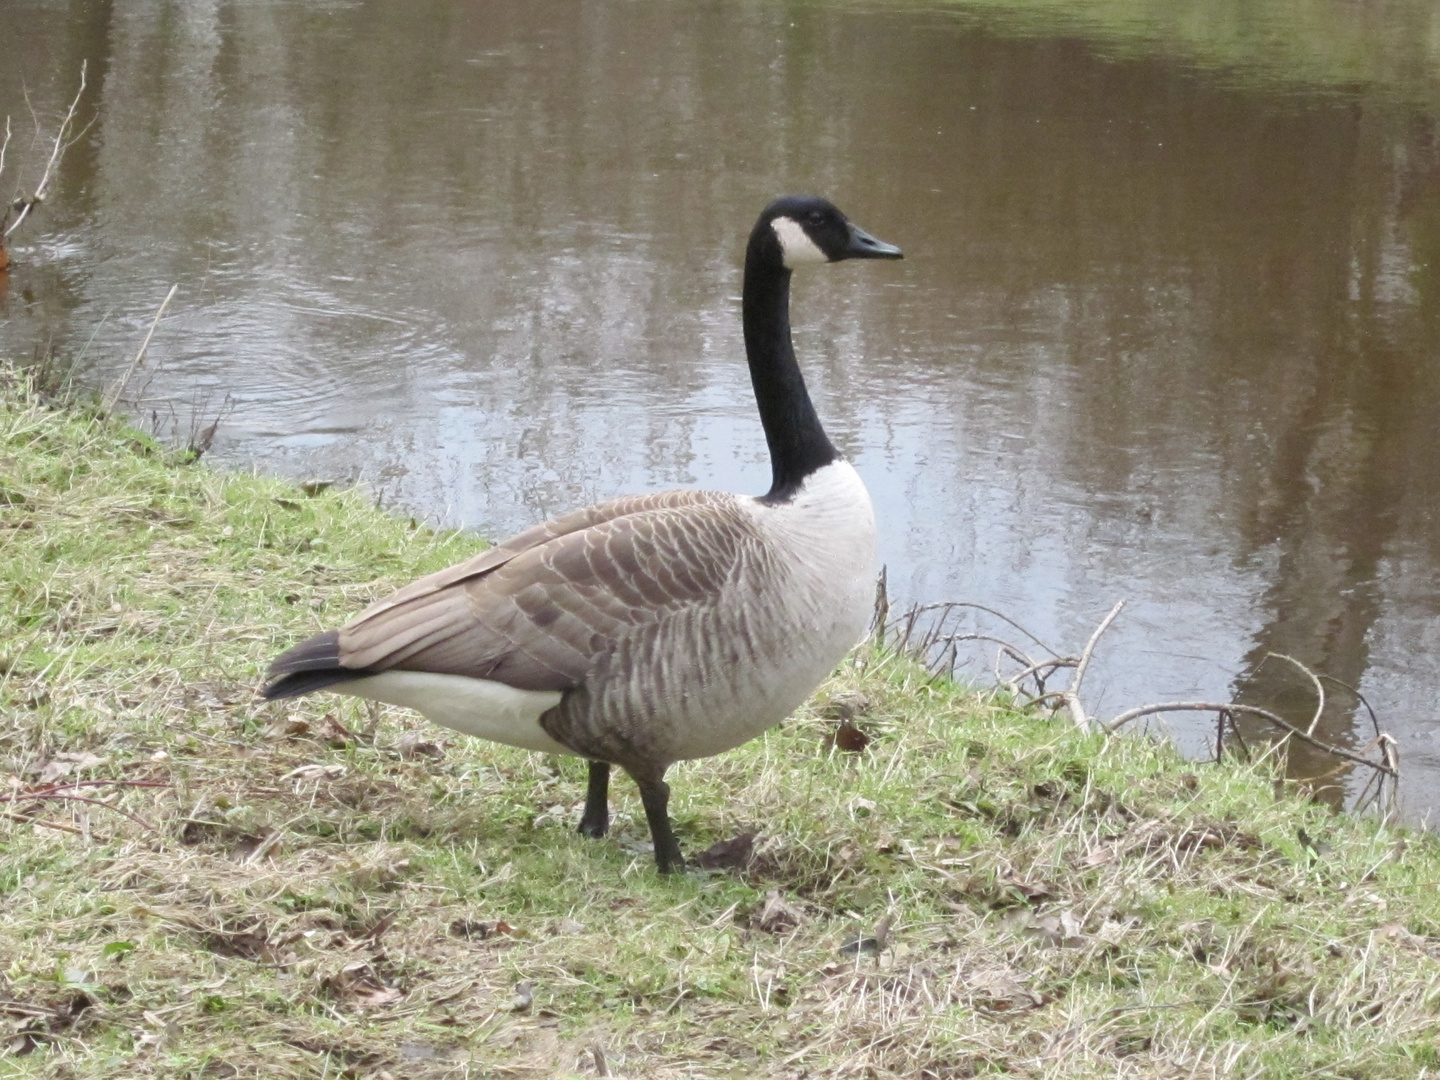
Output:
3 369 1440 1079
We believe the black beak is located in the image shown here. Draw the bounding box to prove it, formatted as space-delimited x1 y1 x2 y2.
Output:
843 221 903 260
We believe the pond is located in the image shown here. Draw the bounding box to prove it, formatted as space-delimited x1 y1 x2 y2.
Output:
3 0 1438 818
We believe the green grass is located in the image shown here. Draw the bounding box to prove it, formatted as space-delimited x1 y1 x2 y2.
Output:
3 367 1440 1078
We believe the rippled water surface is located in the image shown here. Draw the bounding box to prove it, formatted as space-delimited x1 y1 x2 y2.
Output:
3 0 1439 816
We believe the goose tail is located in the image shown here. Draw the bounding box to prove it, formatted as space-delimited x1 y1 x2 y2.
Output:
261 629 369 699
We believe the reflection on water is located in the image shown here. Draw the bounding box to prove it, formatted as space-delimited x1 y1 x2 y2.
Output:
3 0 1439 817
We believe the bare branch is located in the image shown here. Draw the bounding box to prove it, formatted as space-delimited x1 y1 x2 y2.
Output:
1062 599 1126 732
1263 652 1325 736
1020 690 1068 711
884 601 1058 657
872 589 1396 810
1005 656 1077 692
1226 710 1252 761
1321 674 1382 739
2 61 87 241
1104 701 1396 777
0 115 12 185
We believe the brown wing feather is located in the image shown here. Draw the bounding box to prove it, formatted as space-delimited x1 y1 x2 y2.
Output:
353 490 723 618
335 490 751 692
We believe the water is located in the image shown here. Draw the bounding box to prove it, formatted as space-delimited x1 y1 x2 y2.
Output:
3 0 1439 817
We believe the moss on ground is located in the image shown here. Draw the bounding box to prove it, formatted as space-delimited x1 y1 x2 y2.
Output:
2 369 1440 1079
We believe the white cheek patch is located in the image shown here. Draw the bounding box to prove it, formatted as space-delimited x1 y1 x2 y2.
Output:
771 216 829 268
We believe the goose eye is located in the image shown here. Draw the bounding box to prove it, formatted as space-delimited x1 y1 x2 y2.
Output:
808 211 825 224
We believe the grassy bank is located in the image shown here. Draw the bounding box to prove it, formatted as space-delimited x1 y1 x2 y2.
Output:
920 0 1440 106
3 370 1440 1079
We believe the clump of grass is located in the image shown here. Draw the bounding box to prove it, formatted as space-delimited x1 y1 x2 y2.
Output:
3 367 1440 1078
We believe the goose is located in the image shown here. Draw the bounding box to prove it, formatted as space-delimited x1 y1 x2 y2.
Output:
262 195 903 872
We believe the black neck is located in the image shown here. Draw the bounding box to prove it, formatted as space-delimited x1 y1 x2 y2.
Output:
743 246 839 503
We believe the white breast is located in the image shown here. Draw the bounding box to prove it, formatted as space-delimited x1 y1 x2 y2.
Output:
654 459 875 759
749 460 878 649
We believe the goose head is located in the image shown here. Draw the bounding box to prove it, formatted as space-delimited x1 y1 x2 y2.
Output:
751 195 904 271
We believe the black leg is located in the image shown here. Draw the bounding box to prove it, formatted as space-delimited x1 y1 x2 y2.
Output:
577 760 610 839
632 771 684 874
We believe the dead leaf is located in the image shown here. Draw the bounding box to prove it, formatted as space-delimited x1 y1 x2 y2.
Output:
692 832 756 870
396 729 443 760
316 713 358 748
834 720 871 753
849 796 877 818
283 763 346 782
965 967 1043 1012
752 890 807 934
324 960 403 1009
35 760 74 784
1373 922 1424 949
138 1009 179 1049
265 715 311 740
7 1030 43 1056
1024 909 1086 948
450 918 514 939
355 986 403 1008
1001 874 1054 904
835 842 864 865
31 751 105 784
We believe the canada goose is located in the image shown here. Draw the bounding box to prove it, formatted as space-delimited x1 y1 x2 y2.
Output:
263 195 902 872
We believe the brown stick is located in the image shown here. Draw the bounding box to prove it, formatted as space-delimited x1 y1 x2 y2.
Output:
2 810 85 835
104 283 178 412
8 791 158 833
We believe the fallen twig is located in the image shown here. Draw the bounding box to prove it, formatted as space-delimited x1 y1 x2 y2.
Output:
8 791 159 834
6 776 166 835
2 809 85 835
